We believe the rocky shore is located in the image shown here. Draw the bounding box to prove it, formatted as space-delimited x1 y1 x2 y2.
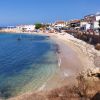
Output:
57 33 99 64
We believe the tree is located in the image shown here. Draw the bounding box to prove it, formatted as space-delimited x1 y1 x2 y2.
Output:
35 23 42 29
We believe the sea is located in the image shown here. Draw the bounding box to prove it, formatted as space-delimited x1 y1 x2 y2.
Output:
0 33 58 99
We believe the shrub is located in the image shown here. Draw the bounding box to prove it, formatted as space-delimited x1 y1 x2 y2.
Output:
35 23 42 29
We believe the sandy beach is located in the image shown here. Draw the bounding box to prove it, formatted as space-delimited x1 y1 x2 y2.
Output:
42 32 100 90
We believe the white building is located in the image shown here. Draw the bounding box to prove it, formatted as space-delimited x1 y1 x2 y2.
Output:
92 14 100 29
17 25 35 32
80 21 91 30
92 21 100 29
54 21 66 28
84 13 100 30
96 16 100 21
24 25 35 31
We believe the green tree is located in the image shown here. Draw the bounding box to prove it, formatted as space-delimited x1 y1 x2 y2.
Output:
35 23 42 29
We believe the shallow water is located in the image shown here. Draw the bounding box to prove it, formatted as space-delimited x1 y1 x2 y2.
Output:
0 33 58 99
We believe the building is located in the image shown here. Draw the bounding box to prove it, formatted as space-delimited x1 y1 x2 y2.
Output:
17 25 35 32
91 13 100 30
54 21 66 28
80 20 91 31
69 19 80 29
92 21 100 29
84 14 96 22
84 13 100 30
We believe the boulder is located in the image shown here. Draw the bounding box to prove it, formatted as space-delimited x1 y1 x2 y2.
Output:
95 43 100 50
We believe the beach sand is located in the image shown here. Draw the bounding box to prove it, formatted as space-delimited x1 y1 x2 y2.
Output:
41 33 97 90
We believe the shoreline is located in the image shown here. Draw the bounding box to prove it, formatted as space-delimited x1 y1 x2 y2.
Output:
0 31 99 100
35 32 100 90
0 30 49 34
0 31 99 76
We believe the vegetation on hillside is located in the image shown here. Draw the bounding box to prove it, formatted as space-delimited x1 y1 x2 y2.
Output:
35 23 49 30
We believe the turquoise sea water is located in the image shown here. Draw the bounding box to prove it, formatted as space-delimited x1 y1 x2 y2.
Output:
0 33 58 99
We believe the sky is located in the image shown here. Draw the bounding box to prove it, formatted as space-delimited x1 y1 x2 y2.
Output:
0 0 100 26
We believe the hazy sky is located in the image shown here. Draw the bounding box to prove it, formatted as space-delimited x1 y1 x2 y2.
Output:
0 0 100 26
